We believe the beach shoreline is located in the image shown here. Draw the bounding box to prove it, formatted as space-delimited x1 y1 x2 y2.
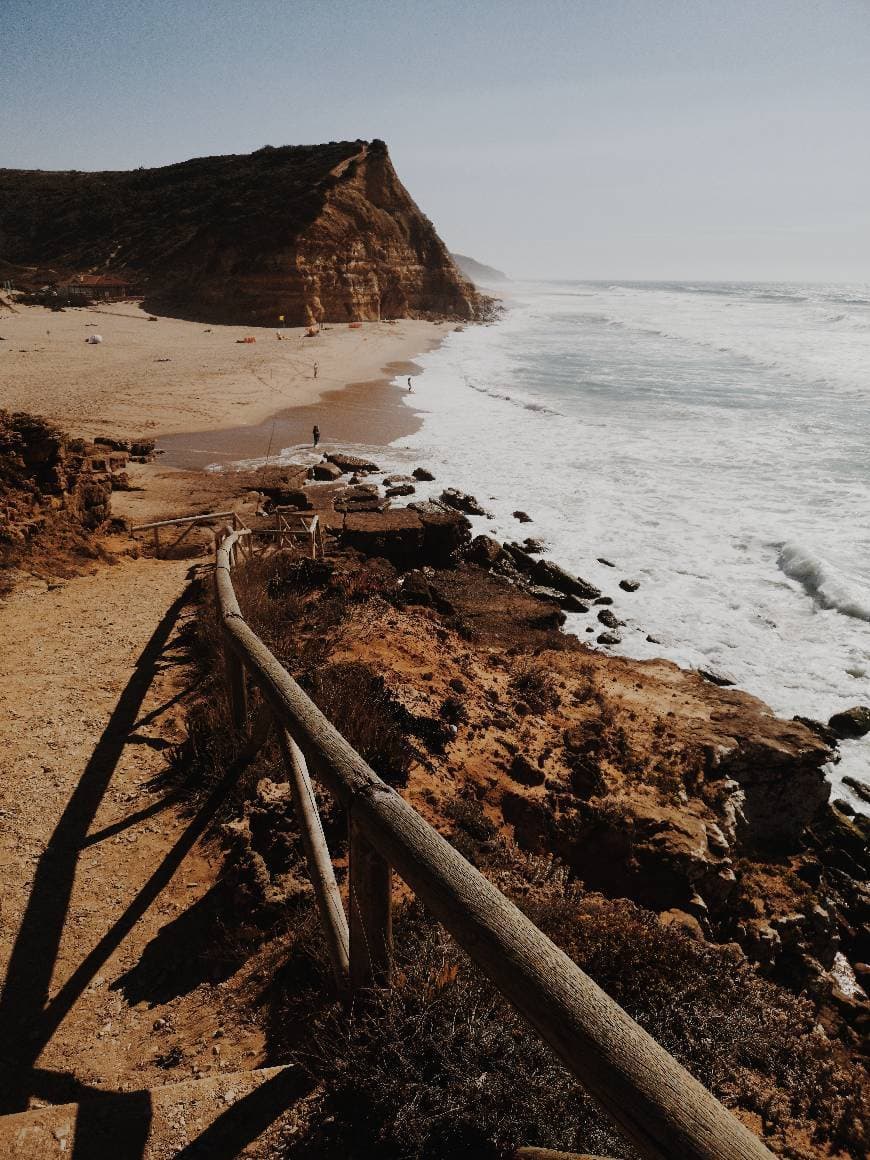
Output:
156 355 429 470
0 299 454 445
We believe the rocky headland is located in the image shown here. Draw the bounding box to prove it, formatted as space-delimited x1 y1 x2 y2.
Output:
0 140 488 325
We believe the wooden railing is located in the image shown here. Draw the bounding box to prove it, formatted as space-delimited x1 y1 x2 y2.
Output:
214 528 777 1160
133 509 322 560
132 510 247 558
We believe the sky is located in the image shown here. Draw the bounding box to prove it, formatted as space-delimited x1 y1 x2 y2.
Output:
2 0 869 281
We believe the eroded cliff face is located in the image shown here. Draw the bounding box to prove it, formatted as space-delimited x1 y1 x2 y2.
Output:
287 141 482 325
0 141 485 325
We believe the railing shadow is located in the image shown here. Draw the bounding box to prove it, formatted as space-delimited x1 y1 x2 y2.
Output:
0 587 192 1114
171 1067 310 1159
70 1088 153 1160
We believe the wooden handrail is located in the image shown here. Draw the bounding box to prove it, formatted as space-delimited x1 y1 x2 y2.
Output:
132 510 237 532
213 530 776 1160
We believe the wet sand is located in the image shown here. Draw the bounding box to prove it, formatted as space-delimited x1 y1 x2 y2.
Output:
158 358 425 470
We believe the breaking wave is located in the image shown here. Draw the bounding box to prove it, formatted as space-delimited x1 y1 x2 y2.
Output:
777 542 870 622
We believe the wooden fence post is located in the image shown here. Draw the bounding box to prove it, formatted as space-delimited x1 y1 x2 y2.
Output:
348 814 392 992
278 728 350 990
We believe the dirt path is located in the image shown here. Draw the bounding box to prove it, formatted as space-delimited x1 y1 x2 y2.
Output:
0 557 267 1116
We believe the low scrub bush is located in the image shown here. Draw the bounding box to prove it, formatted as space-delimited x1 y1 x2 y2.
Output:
275 902 632 1160
508 660 561 714
306 661 412 787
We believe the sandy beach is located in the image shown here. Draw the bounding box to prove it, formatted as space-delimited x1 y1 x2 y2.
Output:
0 298 452 445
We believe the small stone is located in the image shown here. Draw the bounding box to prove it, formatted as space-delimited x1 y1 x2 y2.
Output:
660 909 705 940
597 631 621 645
597 609 623 629
466 534 502 567
828 706 870 739
439 488 486 516
842 775 870 804
512 510 532 523
619 578 640 592
698 668 736 687
597 557 616 567
412 467 435 481
311 461 342 481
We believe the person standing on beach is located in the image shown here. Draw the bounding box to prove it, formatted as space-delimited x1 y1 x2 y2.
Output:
312 424 320 447
407 377 413 391
313 362 319 379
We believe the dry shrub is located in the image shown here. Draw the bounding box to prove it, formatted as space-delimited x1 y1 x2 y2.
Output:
162 574 283 817
509 660 561 714
572 660 600 704
272 849 868 1160
275 902 633 1160
445 795 498 843
233 552 324 671
501 858 868 1160
445 794 500 867
307 661 412 787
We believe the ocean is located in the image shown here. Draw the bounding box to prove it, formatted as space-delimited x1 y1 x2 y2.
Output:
381 280 870 805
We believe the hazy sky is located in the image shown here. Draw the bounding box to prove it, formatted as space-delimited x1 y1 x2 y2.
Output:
3 0 869 281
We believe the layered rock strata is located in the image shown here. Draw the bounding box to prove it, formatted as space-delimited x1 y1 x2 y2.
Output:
0 141 485 325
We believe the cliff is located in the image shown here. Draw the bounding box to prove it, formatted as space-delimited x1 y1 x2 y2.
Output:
451 252 510 285
0 141 485 325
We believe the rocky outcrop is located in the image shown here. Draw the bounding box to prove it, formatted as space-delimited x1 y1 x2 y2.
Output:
325 452 379 474
253 509 869 1048
531 558 601 601
0 141 487 325
438 488 486 516
340 505 471 568
828 706 870 739
0 411 114 549
450 253 509 285
705 726 832 848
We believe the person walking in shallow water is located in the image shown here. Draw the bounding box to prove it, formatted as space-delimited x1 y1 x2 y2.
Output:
312 424 320 447
313 362 319 379
407 377 413 391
